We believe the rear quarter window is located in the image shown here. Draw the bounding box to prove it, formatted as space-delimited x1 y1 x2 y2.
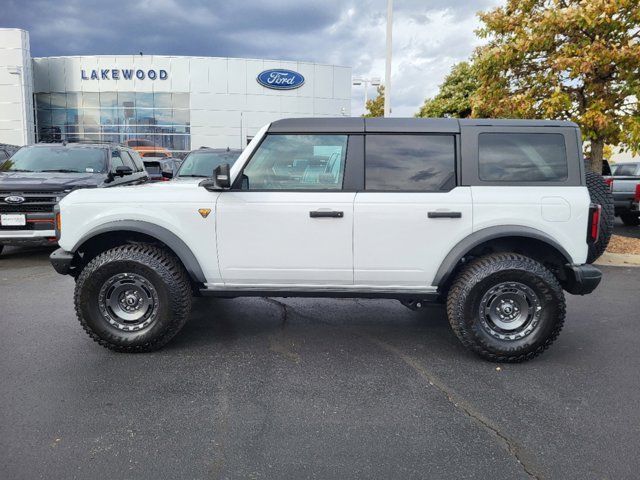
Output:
478 133 568 182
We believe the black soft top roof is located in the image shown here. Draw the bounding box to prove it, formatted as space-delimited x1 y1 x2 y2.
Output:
268 117 578 134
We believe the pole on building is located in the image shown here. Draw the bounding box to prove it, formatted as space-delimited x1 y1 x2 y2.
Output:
353 77 381 115
364 82 369 111
7 66 27 144
384 0 393 117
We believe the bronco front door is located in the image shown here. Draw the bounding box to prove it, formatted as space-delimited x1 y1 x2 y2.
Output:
216 133 357 286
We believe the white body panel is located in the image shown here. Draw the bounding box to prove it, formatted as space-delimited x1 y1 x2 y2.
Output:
58 179 223 282
353 188 473 286
471 186 591 264
215 191 355 285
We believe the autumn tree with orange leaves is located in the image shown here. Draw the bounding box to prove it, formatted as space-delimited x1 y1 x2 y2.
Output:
472 0 640 172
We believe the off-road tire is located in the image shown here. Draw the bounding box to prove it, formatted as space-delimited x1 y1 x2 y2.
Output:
447 253 566 363
586 171 614 263
620 212 640 226
74 244 192 352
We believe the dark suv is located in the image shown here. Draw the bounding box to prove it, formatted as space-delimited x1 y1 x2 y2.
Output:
0 143 148 255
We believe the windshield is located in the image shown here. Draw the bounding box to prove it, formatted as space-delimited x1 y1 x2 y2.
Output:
0 146 108 173
177 151 239 177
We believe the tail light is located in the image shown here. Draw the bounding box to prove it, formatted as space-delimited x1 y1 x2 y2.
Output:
635 184 640 202
587 204 601 243
604 177 614 191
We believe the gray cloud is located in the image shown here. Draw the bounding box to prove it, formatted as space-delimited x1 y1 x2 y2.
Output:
1 0 503 116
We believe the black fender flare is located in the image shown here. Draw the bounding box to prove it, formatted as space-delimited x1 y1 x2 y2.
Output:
433 225 573 287
71 220 207 283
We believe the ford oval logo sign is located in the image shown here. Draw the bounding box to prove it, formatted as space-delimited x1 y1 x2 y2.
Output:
257 69 305 90
4 195 25 204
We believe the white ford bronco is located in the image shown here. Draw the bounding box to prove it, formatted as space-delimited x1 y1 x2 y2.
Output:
50 118 609 362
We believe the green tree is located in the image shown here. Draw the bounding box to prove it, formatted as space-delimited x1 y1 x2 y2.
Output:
472 0 640 173
363 85 385 117
417 62 479 118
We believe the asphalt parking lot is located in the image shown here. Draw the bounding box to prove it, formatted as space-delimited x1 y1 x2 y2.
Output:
1 246 639 480
615 216 640 239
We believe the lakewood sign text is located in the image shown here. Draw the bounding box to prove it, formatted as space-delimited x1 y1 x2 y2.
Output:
81 69 168 81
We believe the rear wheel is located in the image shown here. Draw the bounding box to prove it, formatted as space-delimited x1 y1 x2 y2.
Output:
620 212 640 226
74 244 192 352
585 171 614 263
447 253 565 362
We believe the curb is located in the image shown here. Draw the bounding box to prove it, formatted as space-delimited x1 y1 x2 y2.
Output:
595 252 640 267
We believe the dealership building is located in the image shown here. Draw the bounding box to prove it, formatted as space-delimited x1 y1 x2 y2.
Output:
0 28 352 153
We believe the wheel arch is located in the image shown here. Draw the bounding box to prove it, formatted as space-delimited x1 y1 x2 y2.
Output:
71 221 207 284
434 226 573 291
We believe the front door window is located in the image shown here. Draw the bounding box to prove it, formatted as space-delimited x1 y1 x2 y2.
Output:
241 134 348 190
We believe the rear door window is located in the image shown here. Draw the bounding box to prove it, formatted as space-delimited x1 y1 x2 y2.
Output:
365 135 456 191
478 133 568 182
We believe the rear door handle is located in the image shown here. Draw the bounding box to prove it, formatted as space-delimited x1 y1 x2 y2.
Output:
310 210 344 218
428 211 462 219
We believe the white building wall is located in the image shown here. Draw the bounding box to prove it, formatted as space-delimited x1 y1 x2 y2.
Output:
0 28 35 146
30 54 352 150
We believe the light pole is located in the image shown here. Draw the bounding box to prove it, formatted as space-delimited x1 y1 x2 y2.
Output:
384 0 393 117
352 76 381 113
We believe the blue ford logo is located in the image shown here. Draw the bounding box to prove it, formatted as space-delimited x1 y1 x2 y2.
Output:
4 195 25 204
257 69 305 90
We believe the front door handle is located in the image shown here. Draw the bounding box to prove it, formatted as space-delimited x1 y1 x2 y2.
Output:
310 210 344 218
428 211 462 219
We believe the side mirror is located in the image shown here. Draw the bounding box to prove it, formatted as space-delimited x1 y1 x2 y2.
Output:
114 165 133 177
199 163 231 191
106 165 133 182
214 163 231 188
161 170 173 180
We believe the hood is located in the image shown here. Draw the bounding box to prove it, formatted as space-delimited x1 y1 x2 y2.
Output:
61 175 217 206
0 171 105 192
170 177 206 184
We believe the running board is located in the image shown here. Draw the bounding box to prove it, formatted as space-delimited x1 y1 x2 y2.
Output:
199 287 441 301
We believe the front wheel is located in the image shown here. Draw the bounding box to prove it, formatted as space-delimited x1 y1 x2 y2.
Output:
447 253 565 363
74 244 192 352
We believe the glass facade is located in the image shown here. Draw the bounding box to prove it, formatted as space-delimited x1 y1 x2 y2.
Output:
34 92 190 152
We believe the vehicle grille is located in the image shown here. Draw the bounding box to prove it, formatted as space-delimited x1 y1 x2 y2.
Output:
0 204 56 213
0 192 60 214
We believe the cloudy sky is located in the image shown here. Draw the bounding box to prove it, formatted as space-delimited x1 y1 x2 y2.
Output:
2 0 503 116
